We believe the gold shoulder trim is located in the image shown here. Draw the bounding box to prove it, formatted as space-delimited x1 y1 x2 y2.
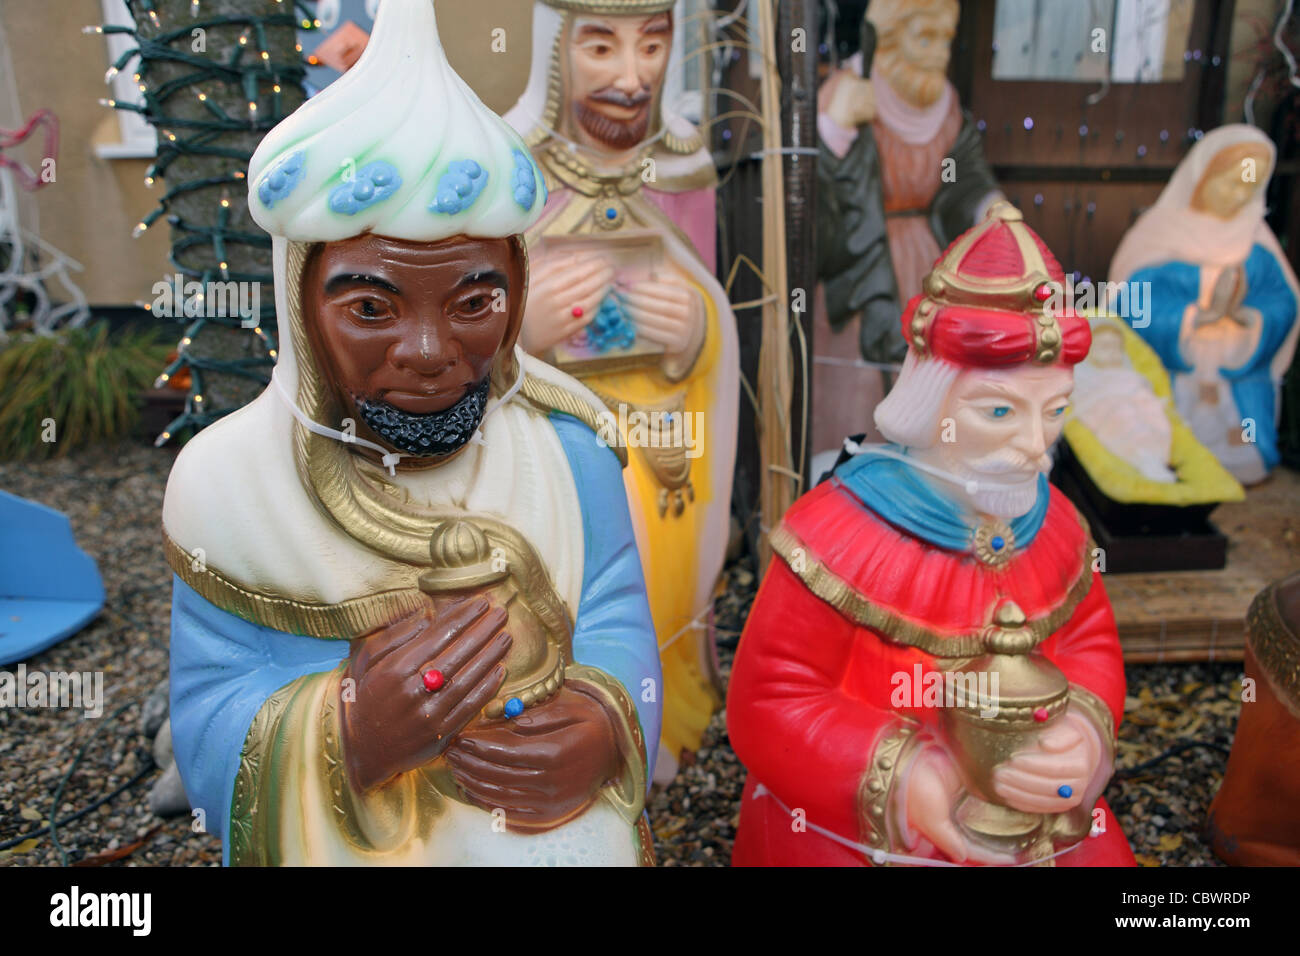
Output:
164 533 426 640
1248 580 1300 718
768 522 1094 658
520 372 628 468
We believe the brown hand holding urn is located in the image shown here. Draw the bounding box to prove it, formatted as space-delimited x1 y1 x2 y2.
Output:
340 596 512 792
445 684 621 832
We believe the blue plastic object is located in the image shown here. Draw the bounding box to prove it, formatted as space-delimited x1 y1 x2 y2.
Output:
0 489 105 665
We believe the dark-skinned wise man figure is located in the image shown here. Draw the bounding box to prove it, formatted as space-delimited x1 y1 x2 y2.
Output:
162 0 661 866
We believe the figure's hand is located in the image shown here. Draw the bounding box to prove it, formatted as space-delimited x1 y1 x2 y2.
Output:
623 277 701 357
340 597 512 792
904 749 1015 865
445 684 621 831
520 253 616 354
819 69 876 129
991 711 1102 815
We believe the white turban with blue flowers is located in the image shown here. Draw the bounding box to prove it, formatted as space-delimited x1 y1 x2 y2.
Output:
248 0 546 243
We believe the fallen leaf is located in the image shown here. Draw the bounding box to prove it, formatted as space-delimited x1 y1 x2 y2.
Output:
72 825 164 867
18 805 42 822
0 837 41 860
1158 833 1184 852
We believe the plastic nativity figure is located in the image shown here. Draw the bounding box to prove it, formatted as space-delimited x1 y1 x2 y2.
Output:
1070 320 1177 484
812 0 1002 463
728 204 1135 867
1110 124 1299 485
162 0 661 866
504 0 739 783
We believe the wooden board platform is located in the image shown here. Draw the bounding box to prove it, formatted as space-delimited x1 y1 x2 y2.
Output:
1103 467 1300 662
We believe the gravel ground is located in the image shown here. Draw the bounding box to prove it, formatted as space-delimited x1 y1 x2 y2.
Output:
1 441 1243 867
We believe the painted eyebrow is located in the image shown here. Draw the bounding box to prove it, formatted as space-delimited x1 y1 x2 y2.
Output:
641 17 671 35
455 270 508 290
324 273 399 295
576 22 616 38
962 382 1020 400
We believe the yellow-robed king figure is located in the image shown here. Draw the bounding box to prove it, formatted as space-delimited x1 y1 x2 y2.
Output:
162 0 661 865
505 0 740 782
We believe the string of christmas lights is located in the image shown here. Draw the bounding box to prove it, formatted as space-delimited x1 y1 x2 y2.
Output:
90 0 319 445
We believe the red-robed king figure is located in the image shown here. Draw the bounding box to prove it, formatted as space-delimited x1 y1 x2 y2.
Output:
729 202 1135 867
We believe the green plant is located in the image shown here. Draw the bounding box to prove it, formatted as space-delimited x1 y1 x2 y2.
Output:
0 323 171 460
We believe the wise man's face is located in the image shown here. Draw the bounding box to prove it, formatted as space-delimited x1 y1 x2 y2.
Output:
565 12 672 152
873 3 957 109
931 363 1073 518
302 233 524 461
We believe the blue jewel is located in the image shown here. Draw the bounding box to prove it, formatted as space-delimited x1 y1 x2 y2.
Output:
1057 784 1073 798
991 535 1005 551
328 160 402 215
504 697 524 719
257 150 306 209
586 291 637 353
510 148 539 211
605 207 618 220
430 159 488 215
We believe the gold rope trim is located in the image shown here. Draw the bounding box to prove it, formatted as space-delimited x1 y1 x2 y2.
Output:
768 522 1094 658
519 373 629 467
164 533 426 640
545 0 676 13
1247 581 1300 718
857 721 922 862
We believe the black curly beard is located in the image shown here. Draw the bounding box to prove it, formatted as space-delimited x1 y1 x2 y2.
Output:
354 377 490 458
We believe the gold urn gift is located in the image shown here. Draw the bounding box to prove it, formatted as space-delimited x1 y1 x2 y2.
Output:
417 516 572 719
939 600 1075 862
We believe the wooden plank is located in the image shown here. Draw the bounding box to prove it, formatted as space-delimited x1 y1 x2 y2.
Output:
1103 468 1300 662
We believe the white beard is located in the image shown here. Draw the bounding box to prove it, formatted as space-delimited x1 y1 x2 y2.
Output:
969 476 1041 520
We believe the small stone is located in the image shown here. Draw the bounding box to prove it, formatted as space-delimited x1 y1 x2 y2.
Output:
139 679 169 739
148 763 191 817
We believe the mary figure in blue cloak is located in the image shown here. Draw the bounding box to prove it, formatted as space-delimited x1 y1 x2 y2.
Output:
1110 124 1299 484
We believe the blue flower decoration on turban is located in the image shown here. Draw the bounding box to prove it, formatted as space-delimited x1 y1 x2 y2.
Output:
257 150 306 210
328 161 402 216
430 160 488 215
511 149 541 212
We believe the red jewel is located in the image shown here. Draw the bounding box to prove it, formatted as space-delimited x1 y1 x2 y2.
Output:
422 669 445 692
572 306 584 318
1033 283 1053 302
1033 706 1050 722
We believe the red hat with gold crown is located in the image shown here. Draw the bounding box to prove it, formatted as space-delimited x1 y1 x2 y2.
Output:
901 201 1091 367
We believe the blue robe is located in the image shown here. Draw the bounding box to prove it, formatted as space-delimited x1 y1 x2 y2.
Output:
168 413 662 864
1129 244 1297 469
